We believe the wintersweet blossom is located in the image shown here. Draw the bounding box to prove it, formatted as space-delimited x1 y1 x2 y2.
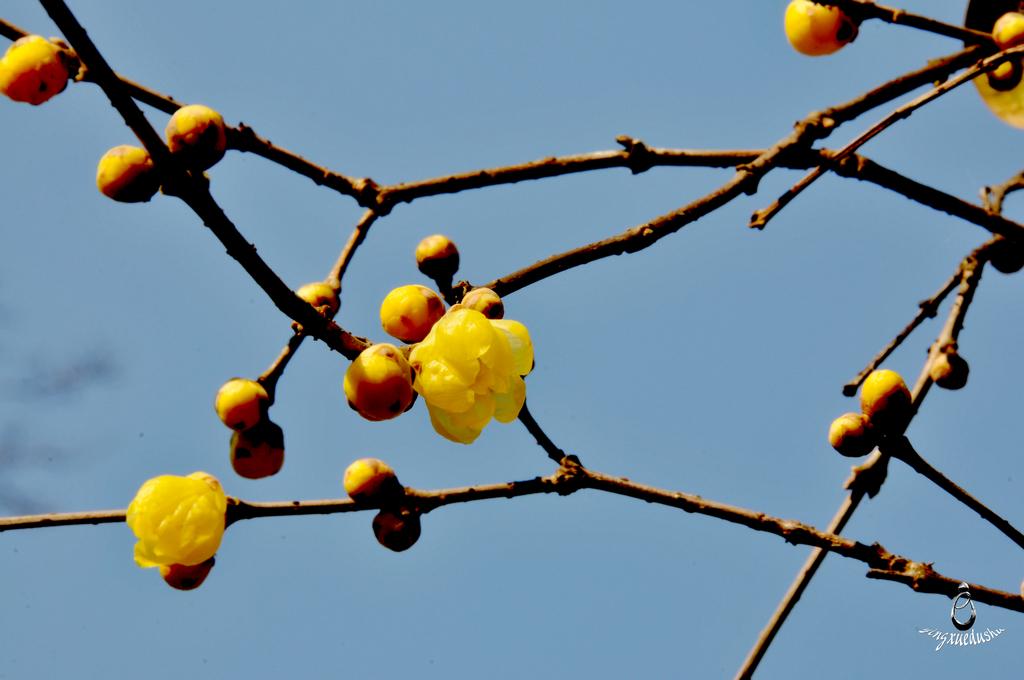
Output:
126 472 228 568
409 307 533 444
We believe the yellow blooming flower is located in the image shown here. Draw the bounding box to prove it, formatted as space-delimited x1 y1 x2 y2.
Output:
126 472 228 568
409 308 533 444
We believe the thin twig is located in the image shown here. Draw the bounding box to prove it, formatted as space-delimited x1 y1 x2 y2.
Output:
328 209 379 289
982 170 1024 215
886 437 1024 551
836 156 1024 242
257 330 305 401
750 46 1024 229
257 209 379 396
842 238 999 396
822 0 992 44
0 17 371 205
477 47 992 296
380 138 756 207
517 401 570 465
227 125 373 207
737 333 944 677
736 45 988 195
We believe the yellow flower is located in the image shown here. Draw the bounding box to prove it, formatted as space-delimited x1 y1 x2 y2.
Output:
126 472 228 568
409 308 533 444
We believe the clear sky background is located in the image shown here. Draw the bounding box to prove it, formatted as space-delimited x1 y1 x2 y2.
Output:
1 1 1022 678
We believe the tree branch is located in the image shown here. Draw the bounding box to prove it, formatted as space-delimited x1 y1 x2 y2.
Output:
842 238 998 396
257 209 379 396
982 170 1024 216
37 0 372 361
822 0 992 44
517 401 571 465
886 436 1024 551
1 460 1020 612
750 46 1024 229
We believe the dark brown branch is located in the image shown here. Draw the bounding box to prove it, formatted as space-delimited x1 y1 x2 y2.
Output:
982 170 1024 215
842 272 958 398
737 343 944 677
735 450 895 680
866 566 1024 613
257 330 305 401
478 47 992 296
750 46 1024 229
227 125 373 207
736 45 988 195
886 437 1024 551
0 508 125 531
517 401 570 465
380 138 756 207
2 461 1020 613
822 0 992 44
482 175 745 296
257 210 378 396
1 17 371 204
837 156 1024 241
328 209 379 288
842 238 999 396
38 0 372 361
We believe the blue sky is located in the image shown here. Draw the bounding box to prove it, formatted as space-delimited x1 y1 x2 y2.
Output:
1 1 1022 678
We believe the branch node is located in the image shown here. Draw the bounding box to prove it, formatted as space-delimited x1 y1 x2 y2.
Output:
844 451 889 499
615 135 655 174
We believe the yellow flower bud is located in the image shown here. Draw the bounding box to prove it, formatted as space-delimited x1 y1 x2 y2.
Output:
96 145 161 203
126 472 227 568
415 234 460 281
373 508 421 552
993 12 1024 49
215 378 269 431
343 458 402 503
0 35 70 105
461 287 504 320
380 284 446 343
828 412 876 458
296 281 340 317
344 344 415 421
160 557 216 591
165 104 227 170
929 351 969 391
784 0 858 57
230 420 285 479
860 369 912 434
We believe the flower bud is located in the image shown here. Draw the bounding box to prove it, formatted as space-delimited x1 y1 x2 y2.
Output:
860 369 912 434
343 458 402 503
415 234 460 281
96 145 160 203
380 285 446 343
828 412 876 458
215 378 270 431
343 344 416 421
230 420 285 479
461 287 504 320
165 104 227 170
372 508 421 552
